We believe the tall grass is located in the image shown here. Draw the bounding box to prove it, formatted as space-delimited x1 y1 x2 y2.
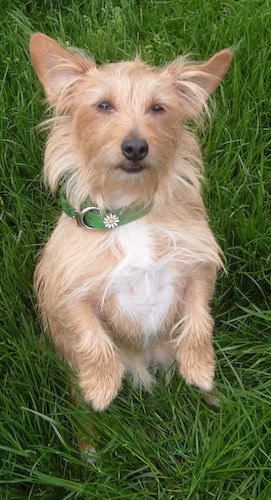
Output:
1 0 270 498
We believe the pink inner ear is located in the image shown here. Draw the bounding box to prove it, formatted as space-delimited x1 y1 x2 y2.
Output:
37 61 85 108
46 63 84 96
174 79 210 119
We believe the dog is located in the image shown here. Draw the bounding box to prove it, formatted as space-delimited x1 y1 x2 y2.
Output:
30 33 232 412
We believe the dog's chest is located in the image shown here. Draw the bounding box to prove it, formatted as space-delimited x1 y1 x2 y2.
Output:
109 223 178 337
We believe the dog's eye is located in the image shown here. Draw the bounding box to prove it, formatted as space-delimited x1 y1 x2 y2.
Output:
150 104 165 113
97 101 113 111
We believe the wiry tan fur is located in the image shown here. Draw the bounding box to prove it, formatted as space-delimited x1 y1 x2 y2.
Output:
30 33 232 411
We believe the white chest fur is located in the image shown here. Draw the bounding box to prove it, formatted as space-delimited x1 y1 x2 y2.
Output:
109 222 178 339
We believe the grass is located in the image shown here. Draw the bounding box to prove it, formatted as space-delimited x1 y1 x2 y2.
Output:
1 0 271 498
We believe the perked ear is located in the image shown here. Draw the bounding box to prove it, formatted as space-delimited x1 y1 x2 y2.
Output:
165 49 233 118
29 33 95 107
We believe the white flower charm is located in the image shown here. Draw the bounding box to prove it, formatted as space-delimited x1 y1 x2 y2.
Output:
103 213 120 229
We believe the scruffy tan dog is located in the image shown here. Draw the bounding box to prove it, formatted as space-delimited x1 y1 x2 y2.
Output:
30 33 232 412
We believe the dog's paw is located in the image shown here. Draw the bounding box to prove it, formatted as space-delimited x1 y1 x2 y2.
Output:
204 388 220 408
79 439 97 463
177 344 215 392
80 358 124 411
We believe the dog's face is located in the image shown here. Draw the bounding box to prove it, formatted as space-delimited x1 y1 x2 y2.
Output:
69 60 182 180
30 34 232 208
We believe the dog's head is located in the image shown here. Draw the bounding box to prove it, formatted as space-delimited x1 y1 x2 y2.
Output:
30 33 232 210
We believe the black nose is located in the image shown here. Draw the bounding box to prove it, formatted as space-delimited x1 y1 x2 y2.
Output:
121 138 149 162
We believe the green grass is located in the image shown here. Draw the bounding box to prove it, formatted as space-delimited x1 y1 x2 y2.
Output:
1 0 271 498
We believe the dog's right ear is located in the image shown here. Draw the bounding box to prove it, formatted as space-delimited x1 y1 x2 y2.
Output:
30 33 95 107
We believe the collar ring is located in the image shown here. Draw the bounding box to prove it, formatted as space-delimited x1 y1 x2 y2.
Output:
75 206 100 230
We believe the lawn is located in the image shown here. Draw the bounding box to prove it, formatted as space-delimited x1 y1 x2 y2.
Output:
1 0 271 498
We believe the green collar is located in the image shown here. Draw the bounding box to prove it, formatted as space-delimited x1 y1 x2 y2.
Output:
60 193 151 230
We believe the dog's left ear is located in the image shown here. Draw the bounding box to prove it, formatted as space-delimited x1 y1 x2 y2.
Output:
165 49 233 118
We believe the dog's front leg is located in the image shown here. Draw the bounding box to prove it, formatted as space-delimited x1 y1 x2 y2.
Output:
69 302 124 411
175 271 217 393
